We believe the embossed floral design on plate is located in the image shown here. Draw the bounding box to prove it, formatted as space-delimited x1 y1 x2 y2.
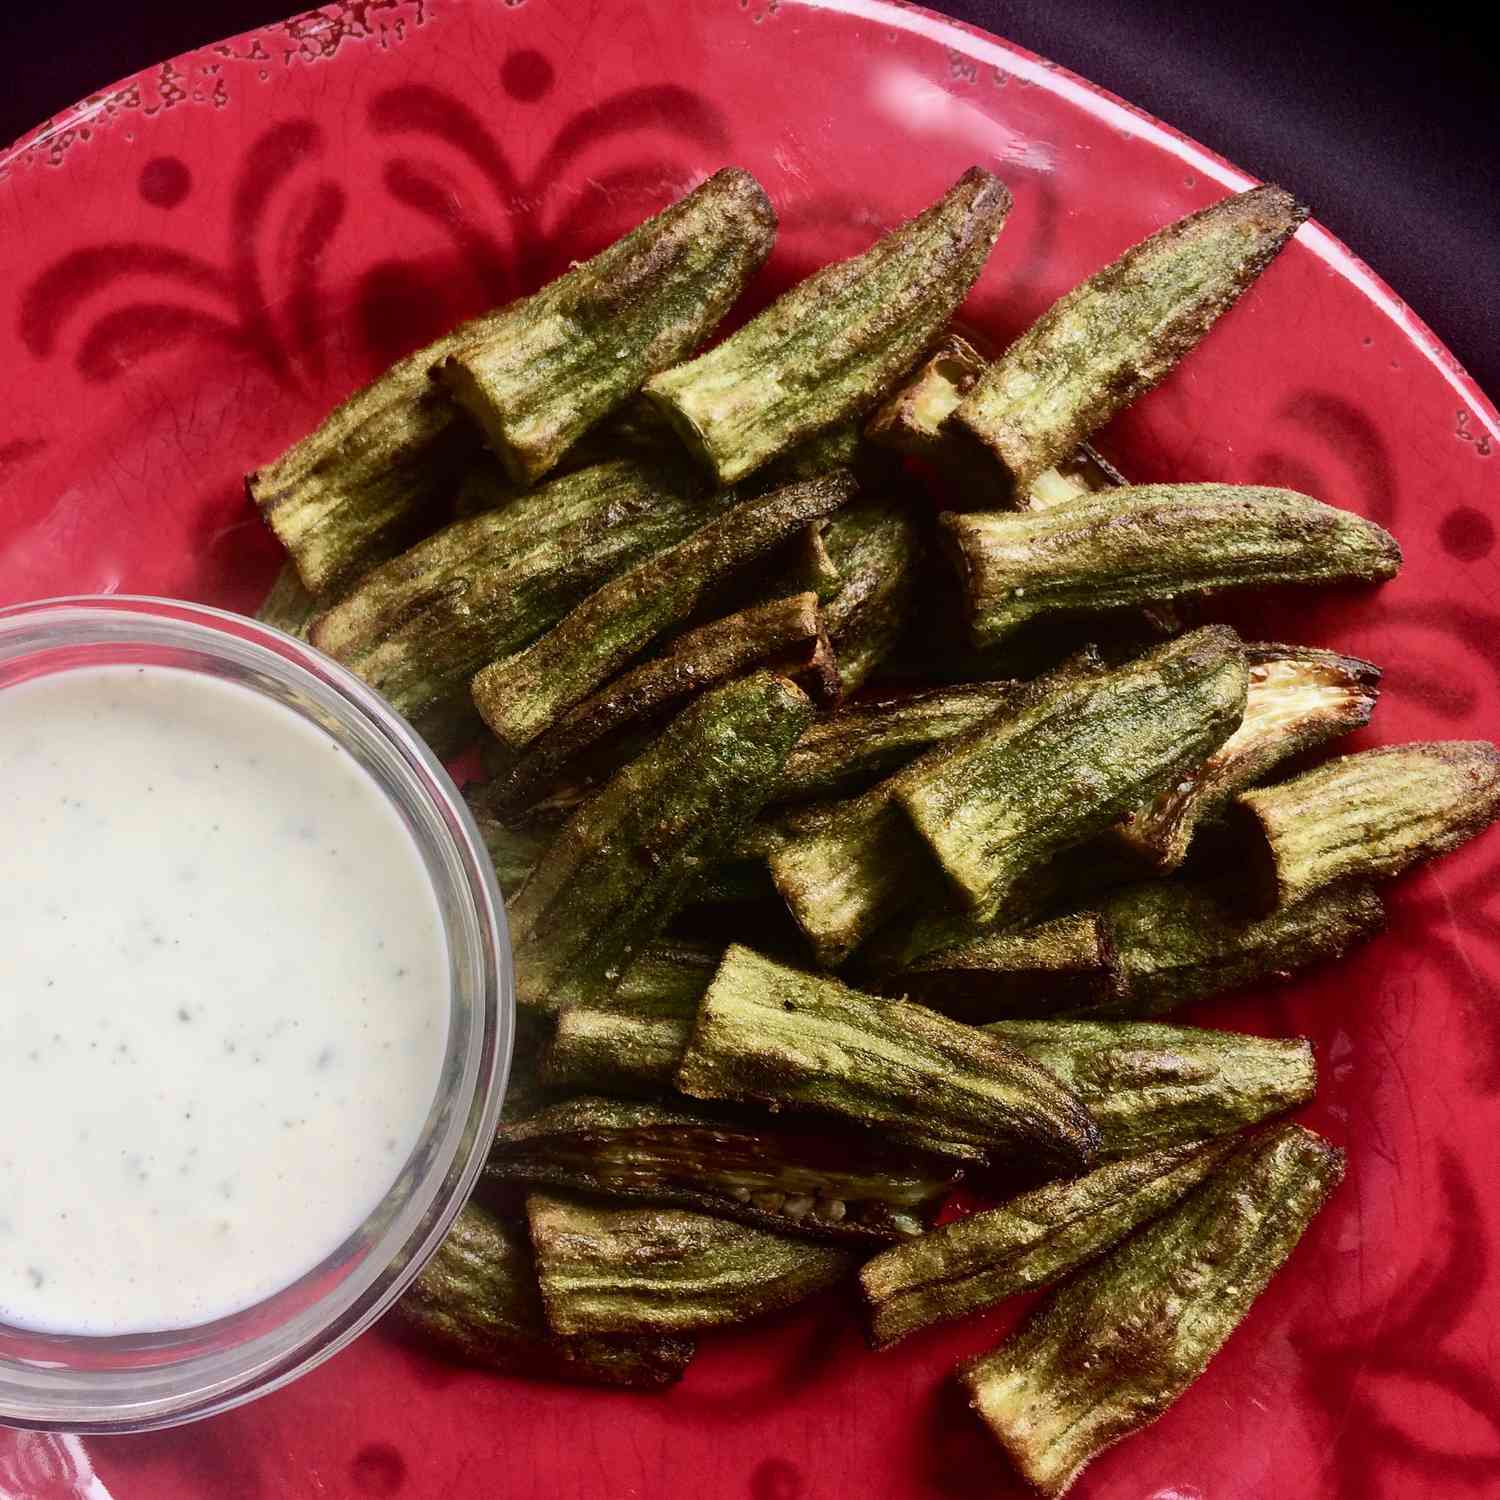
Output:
0 2 1497 1497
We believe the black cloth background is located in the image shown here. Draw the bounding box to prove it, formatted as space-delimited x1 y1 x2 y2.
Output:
0 3 1495 400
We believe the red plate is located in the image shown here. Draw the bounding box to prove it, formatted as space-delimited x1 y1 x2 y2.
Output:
2 3 1498 1496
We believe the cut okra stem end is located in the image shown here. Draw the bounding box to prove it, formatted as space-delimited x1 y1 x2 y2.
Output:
1227 738 1500 913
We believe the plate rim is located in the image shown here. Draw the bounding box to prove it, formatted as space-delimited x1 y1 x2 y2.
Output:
1 0 1494 449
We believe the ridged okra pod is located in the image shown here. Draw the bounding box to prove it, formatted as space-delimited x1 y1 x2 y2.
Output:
1113 644 1381 871
1230 739 1500 911
312 458 731 751
469 800 774 913
763 788 931 967
541 941 719 1096
865 330 1126 508
248 314 499 597
942 485 1402 649
614 941 722 1002
820 496 923 693
472 472 857 756
486 1097 962 1244
255 562 321 641
396 1202 694 1390
449 403 683 518
449 452 526 520
879 913 1121 1021
897 627 1249 923
676 946 1099 1170
644 169 1012 484
437 169 777 486
527 1192 853 1336
859 1138 1236 1350
881 877 1384 1023
771 681 1021 804
766 656 1099 964
957 1124 1343 1497
854 839 1142 978
470 808 554 901
1078 878 1385 1020
984 1018 1316 1157
488 593 825 817
953 186 1309 501
509 671 812 1012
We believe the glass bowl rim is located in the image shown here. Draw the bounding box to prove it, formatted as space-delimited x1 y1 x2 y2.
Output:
0 594 513 1433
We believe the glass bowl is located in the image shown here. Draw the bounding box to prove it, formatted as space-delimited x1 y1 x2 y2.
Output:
0 596 512 1433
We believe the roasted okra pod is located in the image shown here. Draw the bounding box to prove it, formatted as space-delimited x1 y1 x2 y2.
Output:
957 1124 1343 1497
954 185 1309 501
1113 644 1381 871
1080 878 1385 1019
645 169 1012 484
527 1193 853 1335
508 671 812 1012
897 627 1249 923
882 878 1385 1022
766 652 1103 965
1230 739 1500 911
770 680 1021 804
676 946 1100 1170
438 168 777 486
312 457 729 751
541 941 718 1096
255 561 321 642
942 485 1402 650
471 472 857 756
486 1097 963 1244
488 592 825 817
396 1202 695 1390
820 496 923 694
877 913 1121 1021
865 330 1126 508
859 1138 1236 1349
249 320 496 597
984 1018 1317 1157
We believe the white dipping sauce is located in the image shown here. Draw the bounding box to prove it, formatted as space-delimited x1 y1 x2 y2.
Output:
0 665 450 1335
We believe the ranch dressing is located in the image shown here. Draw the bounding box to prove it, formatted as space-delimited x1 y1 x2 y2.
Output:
0 665 449 1335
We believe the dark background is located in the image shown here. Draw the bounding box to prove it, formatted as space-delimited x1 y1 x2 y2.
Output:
2 3 1495 401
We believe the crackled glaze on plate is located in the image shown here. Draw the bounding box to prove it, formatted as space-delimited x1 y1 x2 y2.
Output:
0 1 1497 1495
